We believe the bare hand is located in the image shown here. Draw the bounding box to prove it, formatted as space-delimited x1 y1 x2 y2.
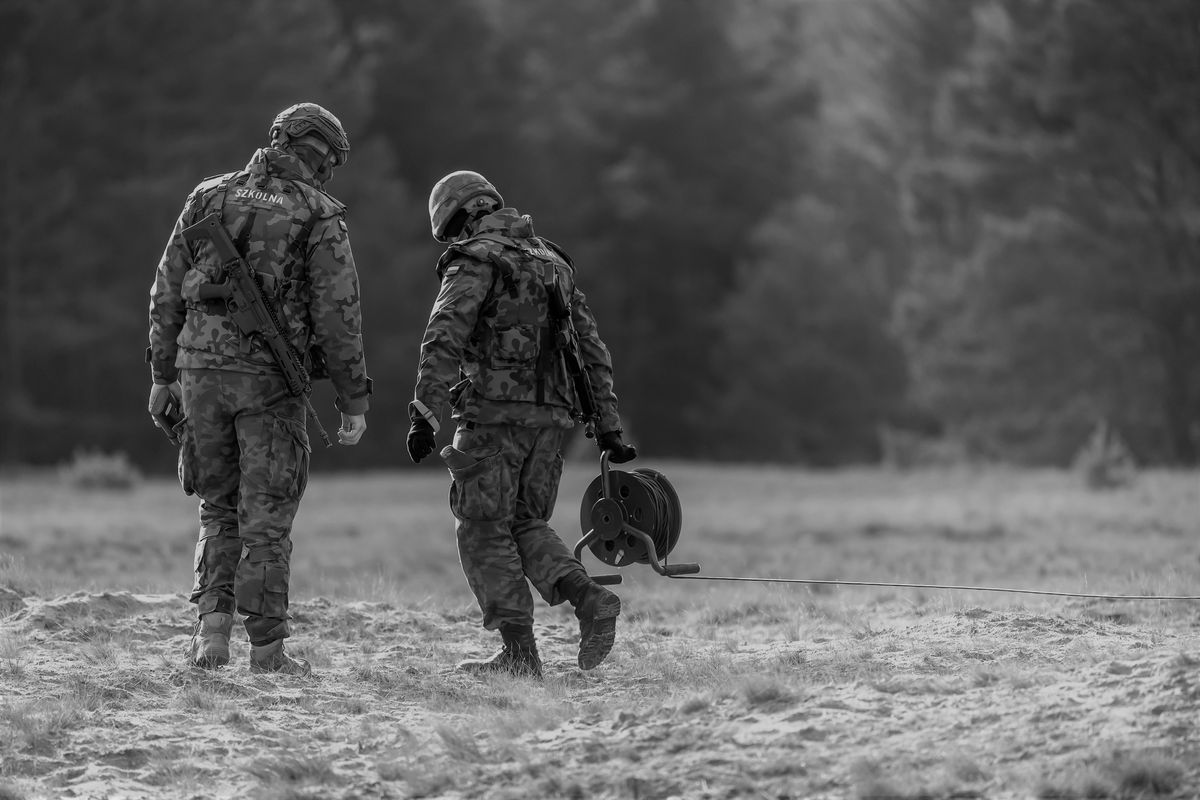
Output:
338 413 367 445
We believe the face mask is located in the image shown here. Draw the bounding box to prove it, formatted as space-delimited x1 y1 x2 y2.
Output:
291 144 337 185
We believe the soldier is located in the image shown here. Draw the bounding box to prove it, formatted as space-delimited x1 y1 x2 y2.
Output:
407 170 637 678
148 103 372 675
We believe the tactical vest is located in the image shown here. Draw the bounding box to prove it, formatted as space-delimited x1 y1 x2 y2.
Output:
441 232 579 412
178 166 334 368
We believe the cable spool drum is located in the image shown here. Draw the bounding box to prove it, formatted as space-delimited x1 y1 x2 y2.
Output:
579 466 683 568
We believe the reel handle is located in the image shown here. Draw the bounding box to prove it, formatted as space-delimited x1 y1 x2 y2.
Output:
574 449 702 582
598 449 613 499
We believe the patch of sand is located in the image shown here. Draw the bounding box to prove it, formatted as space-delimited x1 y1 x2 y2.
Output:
1 591 1197 799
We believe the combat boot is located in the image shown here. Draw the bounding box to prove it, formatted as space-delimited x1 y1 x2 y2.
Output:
575 584 621 670
558 570 622 670
249 639 312 676
189 612 233 669
457 623 543 678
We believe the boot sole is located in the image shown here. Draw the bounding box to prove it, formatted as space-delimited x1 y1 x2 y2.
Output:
578 593 621 670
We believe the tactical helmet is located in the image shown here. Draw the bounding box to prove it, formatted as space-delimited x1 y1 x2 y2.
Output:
428 170 504 242
270 102 350 165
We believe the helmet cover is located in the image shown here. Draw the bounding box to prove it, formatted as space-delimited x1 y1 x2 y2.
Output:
270 102 350 165
428 170 504 241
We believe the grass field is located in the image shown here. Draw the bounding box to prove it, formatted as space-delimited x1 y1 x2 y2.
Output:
1 460 1198 799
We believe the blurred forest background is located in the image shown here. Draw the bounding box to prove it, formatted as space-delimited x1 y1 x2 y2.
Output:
1 0 1198 471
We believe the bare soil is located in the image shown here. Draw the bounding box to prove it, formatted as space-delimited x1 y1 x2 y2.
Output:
1 587 1197 799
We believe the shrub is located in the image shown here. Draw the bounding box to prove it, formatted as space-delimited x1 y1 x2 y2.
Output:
1072 420 1136 490
58 449 142 490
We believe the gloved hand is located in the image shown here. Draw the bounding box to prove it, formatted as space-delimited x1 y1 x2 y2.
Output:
148 380 185 444
337 413 367 446
407 418 437 463
148 380 182 416
598 430 637 464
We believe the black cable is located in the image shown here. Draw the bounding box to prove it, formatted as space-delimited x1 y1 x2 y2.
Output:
633 471 676 557
589 465 1198 602
665 573 1200 601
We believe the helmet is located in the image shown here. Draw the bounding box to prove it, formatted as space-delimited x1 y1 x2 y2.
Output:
269 102 350 165
428 170 504 242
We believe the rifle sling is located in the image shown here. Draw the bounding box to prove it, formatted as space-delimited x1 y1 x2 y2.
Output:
218 200 304 372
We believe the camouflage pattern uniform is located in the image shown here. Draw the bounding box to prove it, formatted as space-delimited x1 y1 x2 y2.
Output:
412 208 622 631
148 146 370 646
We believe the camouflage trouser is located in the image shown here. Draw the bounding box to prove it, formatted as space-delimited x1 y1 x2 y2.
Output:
177 368 311 644
445 422 583 630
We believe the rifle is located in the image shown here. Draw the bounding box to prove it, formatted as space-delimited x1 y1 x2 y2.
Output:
545 268 599 437
180 213 331 447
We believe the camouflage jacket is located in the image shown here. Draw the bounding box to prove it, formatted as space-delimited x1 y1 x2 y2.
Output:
411 208 622 431
148 148 371 415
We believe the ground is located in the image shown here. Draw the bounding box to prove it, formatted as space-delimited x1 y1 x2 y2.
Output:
1 463 1198 799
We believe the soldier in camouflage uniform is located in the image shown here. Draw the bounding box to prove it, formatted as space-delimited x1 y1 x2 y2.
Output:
407 171 637 678
148 103 372 675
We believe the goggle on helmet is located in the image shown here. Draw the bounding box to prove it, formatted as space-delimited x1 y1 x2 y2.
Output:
270 102 350 166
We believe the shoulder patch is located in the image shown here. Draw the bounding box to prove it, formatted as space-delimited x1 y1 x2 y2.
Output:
525 242 566 266
231 184 290 209
442 264 461 279
537 237 574 267
338 218 348 232
437 248 475 280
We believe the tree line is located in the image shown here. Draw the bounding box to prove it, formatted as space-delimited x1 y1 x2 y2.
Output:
1 0 1196 469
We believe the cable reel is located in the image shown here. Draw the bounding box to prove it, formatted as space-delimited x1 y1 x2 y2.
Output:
573 451 700 584
570 455 1200 602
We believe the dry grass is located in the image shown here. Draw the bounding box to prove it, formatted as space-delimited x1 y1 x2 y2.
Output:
1036 748 1188 799
0 463 1198 798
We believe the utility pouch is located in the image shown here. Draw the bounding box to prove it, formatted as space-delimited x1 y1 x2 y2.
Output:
442 444 505 522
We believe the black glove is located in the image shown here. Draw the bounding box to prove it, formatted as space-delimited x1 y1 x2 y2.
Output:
598 430 637 464
406 418 437 463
